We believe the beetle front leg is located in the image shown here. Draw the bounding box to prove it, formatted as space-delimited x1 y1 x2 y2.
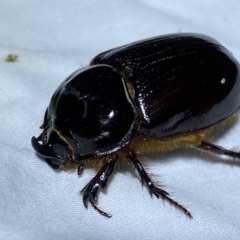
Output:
127 150 193 219
81 158 117 218
197 141 240 159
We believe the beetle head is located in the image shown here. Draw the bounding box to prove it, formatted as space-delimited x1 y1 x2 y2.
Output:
31 128 73 169
31 79 82 169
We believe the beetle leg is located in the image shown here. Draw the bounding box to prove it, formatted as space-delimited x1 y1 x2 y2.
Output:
197 141 240 159
81 158 117 218
127 150 193 219
78 163 84 175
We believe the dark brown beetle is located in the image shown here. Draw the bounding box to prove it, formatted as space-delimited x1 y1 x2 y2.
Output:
32 33 240 218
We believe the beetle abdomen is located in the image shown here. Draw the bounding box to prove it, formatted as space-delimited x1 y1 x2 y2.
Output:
91 33 240 138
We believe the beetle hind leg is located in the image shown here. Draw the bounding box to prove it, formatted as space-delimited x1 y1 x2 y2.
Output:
197 141 240 159
127 150 193 219
81 158 117 218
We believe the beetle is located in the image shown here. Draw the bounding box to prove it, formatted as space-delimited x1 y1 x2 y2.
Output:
32 33 240 218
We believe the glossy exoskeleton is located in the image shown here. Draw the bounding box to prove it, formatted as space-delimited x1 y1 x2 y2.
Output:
32 33 240 218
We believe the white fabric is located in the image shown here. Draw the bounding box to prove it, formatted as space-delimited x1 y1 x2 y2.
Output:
1 0 240 239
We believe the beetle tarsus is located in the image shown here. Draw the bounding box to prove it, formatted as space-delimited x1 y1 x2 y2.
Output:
197 141 240 160
81 159 117 217
128 150 193 219
150 187 193 219
90 199 112 218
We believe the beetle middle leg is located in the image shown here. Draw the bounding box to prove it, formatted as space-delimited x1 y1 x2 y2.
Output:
81 158 117 218
197 141 240 159
127 150 193 219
